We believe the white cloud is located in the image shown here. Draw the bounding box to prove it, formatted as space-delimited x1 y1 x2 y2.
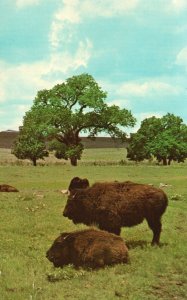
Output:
0 91 5 103
49 39 92 73
0 39 92 131
135 111 164 121
16 104 31 112
49 0 81 49
117 80 183 97
0 117 23 132
49 0 140 50
176 47 187 69
80 0 140 17
108 99 131 108
0 106 35 131
74 39 92 68
0 60 53 103
0 38 92 105
49 22 64 49
169 0 187 13
151 0 187 14
55 0 81 23
16 0 40 9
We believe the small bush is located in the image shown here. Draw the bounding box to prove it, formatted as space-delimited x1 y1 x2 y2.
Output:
119 159 128 165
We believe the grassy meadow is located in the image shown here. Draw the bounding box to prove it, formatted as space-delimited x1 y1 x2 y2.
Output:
0 148 187 300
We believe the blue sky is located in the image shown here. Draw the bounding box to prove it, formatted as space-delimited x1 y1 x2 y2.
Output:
0 0 187 134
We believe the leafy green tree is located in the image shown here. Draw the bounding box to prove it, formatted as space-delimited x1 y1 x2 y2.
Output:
127 113 187 165
22 73 136 166
126 133 151 162
12 113 49 166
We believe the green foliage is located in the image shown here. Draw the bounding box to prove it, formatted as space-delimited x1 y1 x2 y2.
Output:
127 113 187 165
48 140 68 160
24 73 136 165
49 140 84 165
126 133 151 162
12 114 48 166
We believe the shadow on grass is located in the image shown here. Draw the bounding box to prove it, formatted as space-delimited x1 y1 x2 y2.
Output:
126 240 168 249
126 240 148 249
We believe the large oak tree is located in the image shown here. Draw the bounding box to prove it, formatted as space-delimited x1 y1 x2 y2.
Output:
14 74 136 166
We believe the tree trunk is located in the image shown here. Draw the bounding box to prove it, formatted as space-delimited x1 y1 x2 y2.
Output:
163 158 167 165
32 158 37 166
70 156 77 166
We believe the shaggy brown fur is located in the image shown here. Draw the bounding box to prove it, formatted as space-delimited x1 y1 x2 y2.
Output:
68 177 89 192
46 228 128 269
0 184 19 192
63 178 168 245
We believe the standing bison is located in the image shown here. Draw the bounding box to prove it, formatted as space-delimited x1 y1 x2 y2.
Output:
63 177 168 245
46 228 128 269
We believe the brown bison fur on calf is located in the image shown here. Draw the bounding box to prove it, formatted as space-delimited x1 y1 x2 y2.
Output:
0 184 19 192
46 228 128 269
63 179 168 245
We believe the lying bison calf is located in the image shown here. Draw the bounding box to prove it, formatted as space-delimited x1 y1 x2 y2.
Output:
63 178 168 245
0 184 19 192
46 229 128 269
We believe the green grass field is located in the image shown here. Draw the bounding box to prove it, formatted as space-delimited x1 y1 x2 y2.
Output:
0 148 187 299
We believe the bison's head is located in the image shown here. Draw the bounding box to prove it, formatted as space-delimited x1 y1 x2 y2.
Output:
63 192 86 224
63 189 95 225
65 177 90 224
68 177 89 193
46 233 71 267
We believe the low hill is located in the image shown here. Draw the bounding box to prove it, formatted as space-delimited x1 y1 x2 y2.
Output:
0 130 18 149
0 131 128 149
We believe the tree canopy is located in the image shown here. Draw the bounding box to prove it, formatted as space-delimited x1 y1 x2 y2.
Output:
13 73 136 166
12 112 49 166
127 113 187 165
